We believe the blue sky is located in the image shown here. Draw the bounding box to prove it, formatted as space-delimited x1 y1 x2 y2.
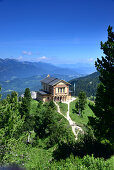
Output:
0 0 114 65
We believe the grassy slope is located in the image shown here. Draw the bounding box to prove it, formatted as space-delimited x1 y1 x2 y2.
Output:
69 99 95 127
30 99 38 115
57 102 68 116
8 99 113 169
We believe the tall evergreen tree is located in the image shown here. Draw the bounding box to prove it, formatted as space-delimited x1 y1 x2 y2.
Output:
0 86 1 99
89 26 114 143
79 91 87 114
19 88 34 137
75 91 87 115
24 88 31 102
20 88 31 118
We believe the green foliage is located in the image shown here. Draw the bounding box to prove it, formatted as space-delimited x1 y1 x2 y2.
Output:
82 155 112 170
0 86 1 99
89 26 114 143
19 88 34 133
18 96 22 102
24 88 31 102
58 102 68 116
30 99 38 115
70 99 95 127
48 100 56 110
78 91 87 114
34 101 74 147
0 92 24 163
69 72 100 97
0 85 113 169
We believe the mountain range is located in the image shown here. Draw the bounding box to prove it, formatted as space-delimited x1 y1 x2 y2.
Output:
0 58 81 81
0 58 98 98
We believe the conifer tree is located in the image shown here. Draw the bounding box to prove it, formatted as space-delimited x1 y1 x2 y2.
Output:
0 86 1 99
79 91 87 114
75 91 87 115
24 88 31 102
19 88 34 136
89 26 114 143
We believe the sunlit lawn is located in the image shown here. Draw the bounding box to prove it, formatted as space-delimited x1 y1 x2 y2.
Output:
69 98 95 127
30 99 38 115
57 102 68 117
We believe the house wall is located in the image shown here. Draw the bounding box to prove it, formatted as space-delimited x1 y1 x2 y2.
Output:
52 82 71 101
42 82 53 94
37 93 52 102
40 80 71 102
53 83 69 96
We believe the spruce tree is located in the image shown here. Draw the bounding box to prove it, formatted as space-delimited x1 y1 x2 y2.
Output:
24 88 31 102
89 26 114 143
0 86 1 99
79 91 87 114
19 88 34 135
75 91 87 115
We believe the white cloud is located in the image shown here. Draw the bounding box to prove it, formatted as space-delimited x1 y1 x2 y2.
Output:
88 58 94 62
39 56 47 60
34 56 48 62
17 56 23 61
22 51 32 55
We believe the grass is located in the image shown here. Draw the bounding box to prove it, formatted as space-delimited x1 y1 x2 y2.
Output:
69 98 95 127
30 99 38 115
57 102 68 117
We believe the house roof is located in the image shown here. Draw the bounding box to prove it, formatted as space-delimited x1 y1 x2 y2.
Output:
41 76 71 86
48 78 61 85
37 90 50 95
41 77 56 84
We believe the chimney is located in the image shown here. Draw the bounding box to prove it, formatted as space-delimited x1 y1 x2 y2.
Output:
47 74 50 77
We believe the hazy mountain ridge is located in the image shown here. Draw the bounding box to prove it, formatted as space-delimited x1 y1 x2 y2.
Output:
0 58 98 98
0 74 78 99
0 58 81 81
56 63 96 74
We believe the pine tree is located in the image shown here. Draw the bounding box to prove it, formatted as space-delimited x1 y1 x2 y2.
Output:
19 88 34 137
75 91 87 115
0 86 1 99
20 88 31 118
24 88 31 102
89 26 114 143
79 91 87 114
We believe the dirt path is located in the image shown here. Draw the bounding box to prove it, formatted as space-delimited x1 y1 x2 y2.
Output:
54 98 83 140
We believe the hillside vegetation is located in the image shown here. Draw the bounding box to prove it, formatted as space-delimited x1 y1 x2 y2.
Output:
69 72 100 97
0 90 113 169
69 99 95 127
0 26 113 170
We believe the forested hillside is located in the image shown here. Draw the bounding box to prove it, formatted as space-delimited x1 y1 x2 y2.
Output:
69 72 100 97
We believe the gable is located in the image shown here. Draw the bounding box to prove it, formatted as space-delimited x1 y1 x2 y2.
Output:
57 81 66 85
54 80 70 86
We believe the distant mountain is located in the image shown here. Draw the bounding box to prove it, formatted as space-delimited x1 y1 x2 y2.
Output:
0 58 81 81
69 72 100 97
0 74 78 99
56 63 96 75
